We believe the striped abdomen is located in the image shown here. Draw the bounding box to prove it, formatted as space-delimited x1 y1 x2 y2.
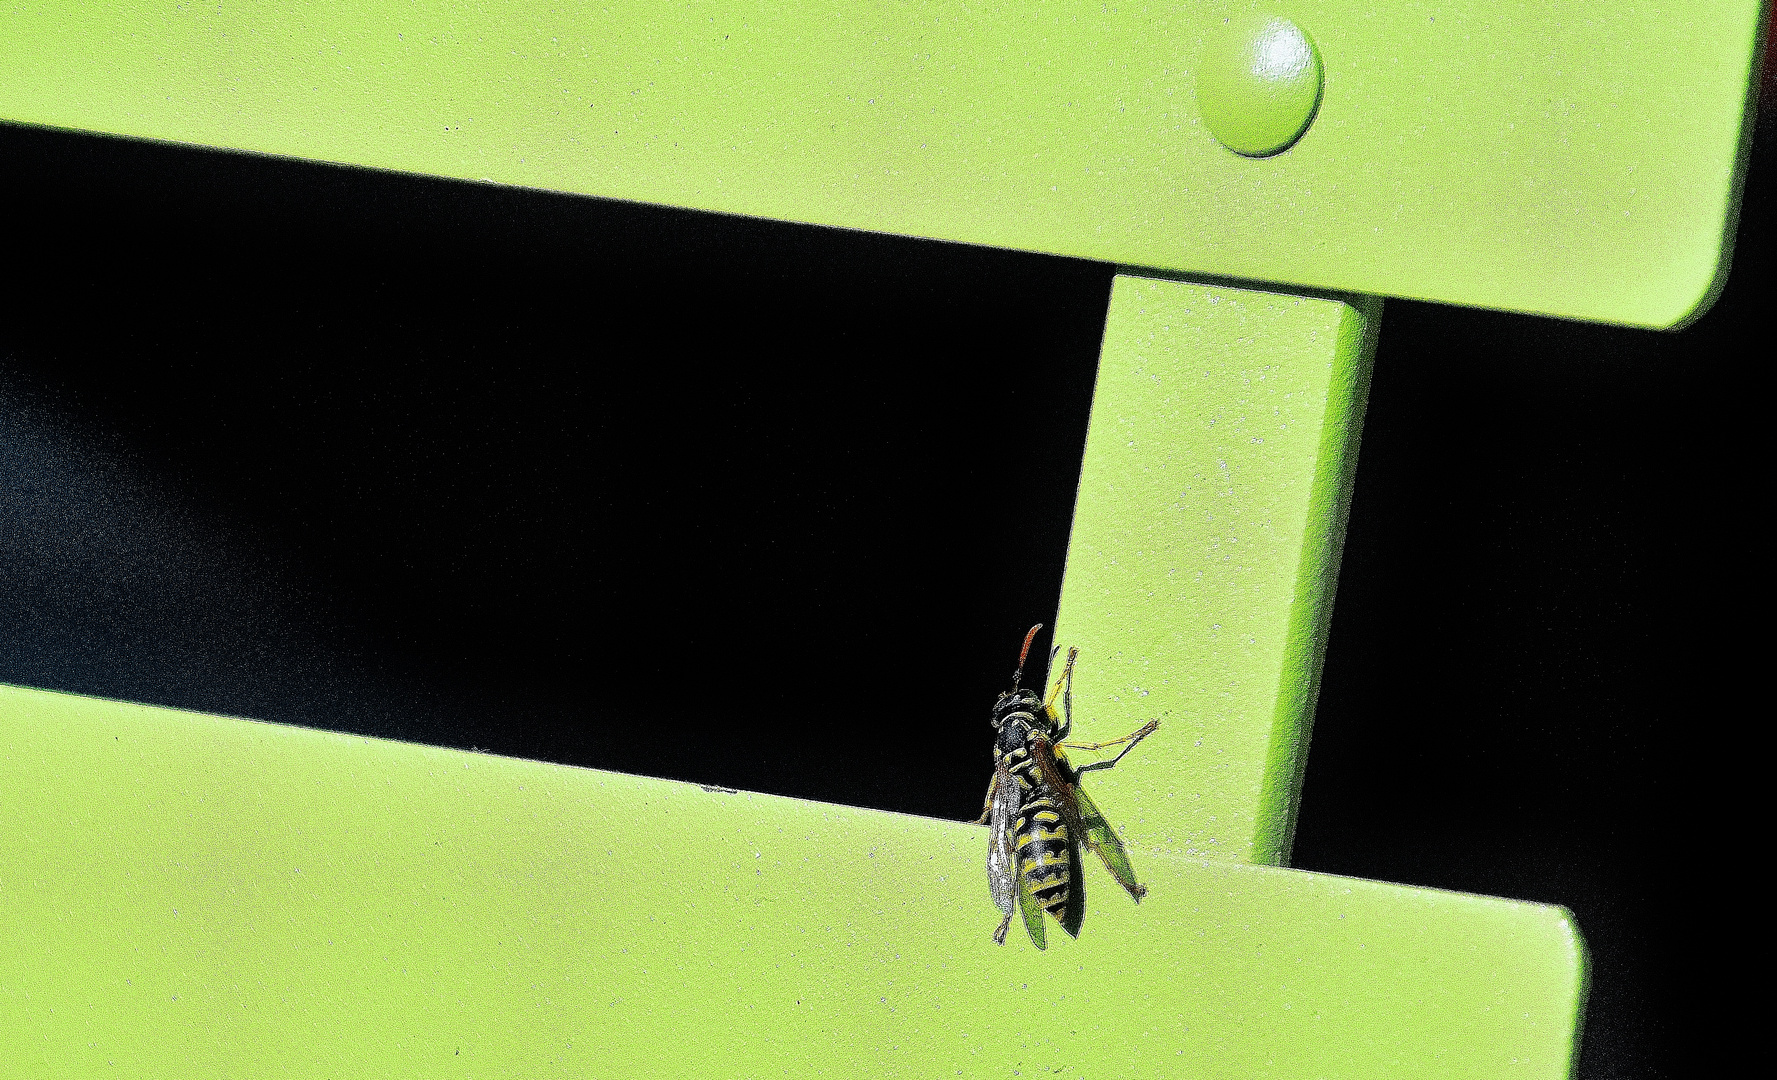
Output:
1002 746 1083 935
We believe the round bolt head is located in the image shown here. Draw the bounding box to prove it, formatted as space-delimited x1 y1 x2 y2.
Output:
1195 14 1324 157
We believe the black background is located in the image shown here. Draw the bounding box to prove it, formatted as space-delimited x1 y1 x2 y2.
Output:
3 83 1765 1076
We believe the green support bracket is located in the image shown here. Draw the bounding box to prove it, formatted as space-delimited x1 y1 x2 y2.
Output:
1051 275 1377 867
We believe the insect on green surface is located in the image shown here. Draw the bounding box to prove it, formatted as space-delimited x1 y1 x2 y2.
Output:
979 624 1159 949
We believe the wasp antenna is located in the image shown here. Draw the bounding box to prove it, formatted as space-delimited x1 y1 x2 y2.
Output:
1011 623 1044 691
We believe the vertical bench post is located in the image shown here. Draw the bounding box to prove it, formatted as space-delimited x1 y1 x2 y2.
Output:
1054 274 1379 865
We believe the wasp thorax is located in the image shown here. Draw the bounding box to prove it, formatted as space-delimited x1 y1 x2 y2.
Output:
990 688 1047 731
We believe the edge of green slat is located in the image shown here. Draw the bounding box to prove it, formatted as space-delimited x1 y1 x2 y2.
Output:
1673 7 1770 332
1253 293 1381 865
1 682 1588 1078
1051 275 1379 866
0 2 1760 327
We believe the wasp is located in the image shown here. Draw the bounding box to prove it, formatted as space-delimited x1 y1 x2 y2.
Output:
978 624 1159 948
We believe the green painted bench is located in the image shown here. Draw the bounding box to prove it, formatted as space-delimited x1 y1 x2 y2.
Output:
1 4 1759 1075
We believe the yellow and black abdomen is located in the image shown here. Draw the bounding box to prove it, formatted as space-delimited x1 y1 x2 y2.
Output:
1006 749 1086 938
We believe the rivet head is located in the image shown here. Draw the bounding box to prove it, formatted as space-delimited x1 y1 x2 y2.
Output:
1195 14 1324 157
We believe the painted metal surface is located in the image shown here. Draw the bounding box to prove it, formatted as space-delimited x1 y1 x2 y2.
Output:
1052 276 1376 867
0 2 1760 326
1 682 1585 1078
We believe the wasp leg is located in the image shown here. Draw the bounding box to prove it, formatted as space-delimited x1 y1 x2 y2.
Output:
1061 660 1074 740
974 770 1000 825
1042 647 1080 739
1062 719 1159 752
992 910 1014 945
1068 719 1160 774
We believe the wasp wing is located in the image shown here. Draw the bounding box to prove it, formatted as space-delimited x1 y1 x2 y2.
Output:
1073 783 1147 902
986 762 1019 921
1031 738 1147 903
1014 851 1048 950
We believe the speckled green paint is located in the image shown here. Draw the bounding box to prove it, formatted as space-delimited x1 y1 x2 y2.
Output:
2 684 1585 1077
1050 276 1376 867
2 4 1708 1069
0 2 1759 326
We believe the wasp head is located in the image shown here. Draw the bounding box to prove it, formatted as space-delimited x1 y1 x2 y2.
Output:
990 623 1052 737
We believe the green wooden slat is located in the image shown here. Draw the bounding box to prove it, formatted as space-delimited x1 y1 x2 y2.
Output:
1051 275 1376 867
1 683 1585 1078
0 2 1759 327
